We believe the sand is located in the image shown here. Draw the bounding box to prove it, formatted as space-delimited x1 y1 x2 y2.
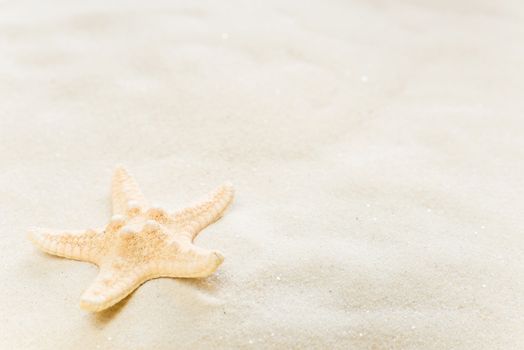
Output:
1 0 524 349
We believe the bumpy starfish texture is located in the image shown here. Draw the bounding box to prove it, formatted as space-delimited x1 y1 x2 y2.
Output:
28 166 234 312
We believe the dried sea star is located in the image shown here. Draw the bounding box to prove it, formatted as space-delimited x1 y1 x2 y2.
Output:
28 166 234 312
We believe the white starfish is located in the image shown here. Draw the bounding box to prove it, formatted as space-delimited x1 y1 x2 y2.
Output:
28 166 234 312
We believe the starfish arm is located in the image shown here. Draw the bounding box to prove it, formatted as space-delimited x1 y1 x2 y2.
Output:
112 166 149 216
171 183 234 240
28 228 101 264
80 266 145 312
156 245 224 278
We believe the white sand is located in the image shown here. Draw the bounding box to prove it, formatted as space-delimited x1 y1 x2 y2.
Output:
1 0 524 348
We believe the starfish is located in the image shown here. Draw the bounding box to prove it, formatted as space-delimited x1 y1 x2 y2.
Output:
28 166 234 312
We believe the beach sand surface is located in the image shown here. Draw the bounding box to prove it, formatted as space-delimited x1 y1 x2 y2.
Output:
0 0 523 348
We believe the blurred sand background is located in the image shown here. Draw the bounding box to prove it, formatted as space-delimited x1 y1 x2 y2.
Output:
1 0 524 349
